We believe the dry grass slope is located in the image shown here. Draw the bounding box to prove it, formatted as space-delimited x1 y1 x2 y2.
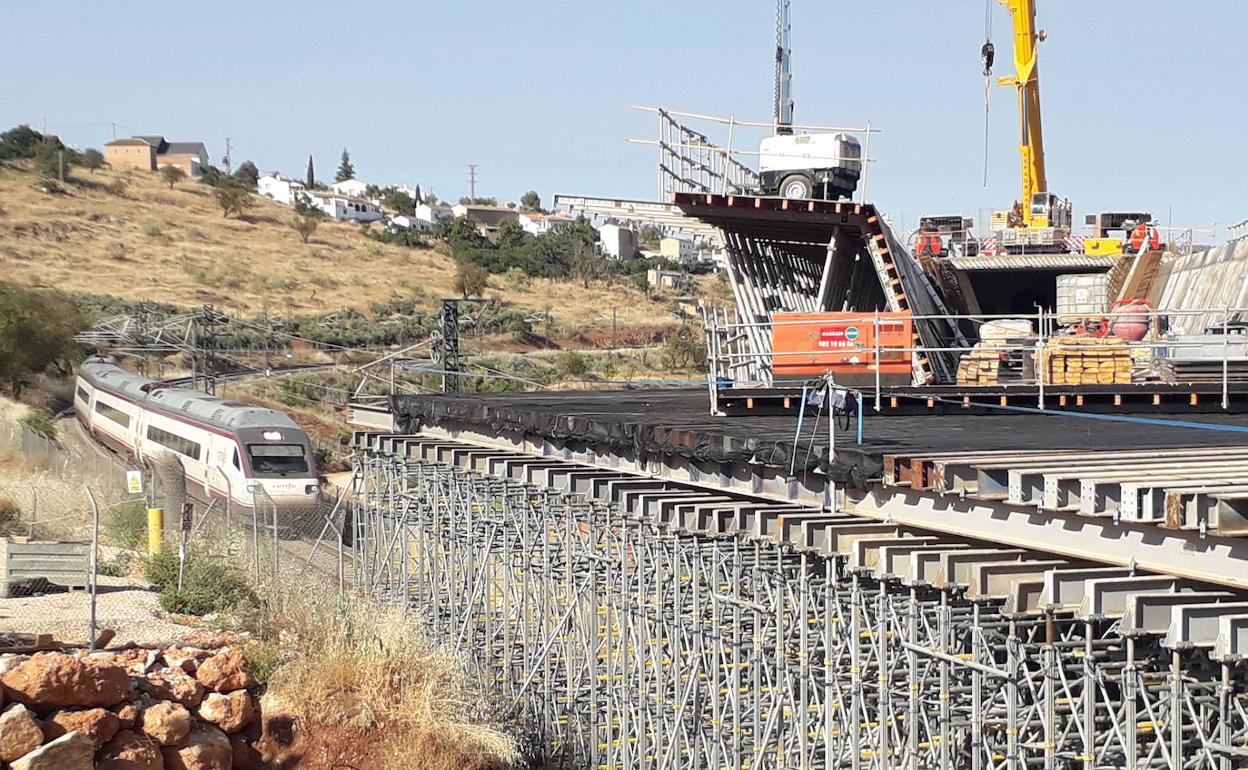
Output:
255 586 517 770
0 161 683 334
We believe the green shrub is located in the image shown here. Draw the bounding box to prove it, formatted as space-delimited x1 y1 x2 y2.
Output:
142 221 168 241
503 267 530 291
661 331 707 371
97 551 138 577
106 243 127 261
104 500 148 550
145 546 255 616
19 410 58 442
556 351 590 380
244 640 282 685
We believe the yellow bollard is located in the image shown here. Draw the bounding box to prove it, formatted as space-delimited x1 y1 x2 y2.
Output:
147 508 164 555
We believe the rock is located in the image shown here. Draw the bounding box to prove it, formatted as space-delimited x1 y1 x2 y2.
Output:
1 653 130 710
229 733 264 770
179 634 234 651
140 701 191 747
9 731 94 770
162 723 232 770
114 701 141 729
98 729 165 770
194 649 253 693
161 648 211 675
0 703 44 762
43 706 120 748
0 655 30 676
197 690 254 734
141 670 206 709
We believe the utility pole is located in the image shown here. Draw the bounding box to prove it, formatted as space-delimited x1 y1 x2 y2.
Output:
467 164 478 202
223 138 233 174
110 122 118 140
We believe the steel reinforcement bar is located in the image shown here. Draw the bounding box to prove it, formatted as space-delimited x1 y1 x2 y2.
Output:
350 432 1248 770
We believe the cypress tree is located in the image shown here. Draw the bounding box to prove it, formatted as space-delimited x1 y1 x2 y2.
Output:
305 154 315 188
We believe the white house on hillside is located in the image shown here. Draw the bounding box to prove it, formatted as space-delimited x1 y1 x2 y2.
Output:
416 202 454 226
390 183 422 202
330 178 370 198
307 191 383 223
519 212 574 236
599 224 638 260
388 214 434 234
258 174 306 206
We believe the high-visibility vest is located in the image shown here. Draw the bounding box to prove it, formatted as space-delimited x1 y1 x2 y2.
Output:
1129 223 1161 252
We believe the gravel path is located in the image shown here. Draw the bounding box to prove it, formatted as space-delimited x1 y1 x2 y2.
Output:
0 573 196 646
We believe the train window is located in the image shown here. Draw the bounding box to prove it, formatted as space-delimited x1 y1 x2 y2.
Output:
76 385 90 403
247 444 308 476
232 448 241 470
94 400 130 427
146 426 202 461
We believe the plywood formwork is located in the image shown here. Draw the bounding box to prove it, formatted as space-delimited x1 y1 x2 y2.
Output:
1154 235 1248 333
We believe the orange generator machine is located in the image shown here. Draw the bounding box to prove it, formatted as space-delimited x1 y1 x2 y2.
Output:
771 311 916 386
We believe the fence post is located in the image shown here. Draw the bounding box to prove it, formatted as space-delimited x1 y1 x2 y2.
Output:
147 508 164 556
85 487 100 650
250 486 261 586
1223 310 1230 410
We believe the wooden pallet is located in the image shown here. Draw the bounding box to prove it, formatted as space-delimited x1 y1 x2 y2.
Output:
1042 337 1133 385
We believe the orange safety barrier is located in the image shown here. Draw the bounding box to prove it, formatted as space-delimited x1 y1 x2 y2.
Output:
771 311 914 380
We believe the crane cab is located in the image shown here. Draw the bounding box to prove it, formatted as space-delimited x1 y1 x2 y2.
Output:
991 191 1072 253
1028 192 1071 230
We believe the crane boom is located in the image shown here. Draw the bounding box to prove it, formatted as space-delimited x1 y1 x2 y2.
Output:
997 0 1047 227
773 0 793 134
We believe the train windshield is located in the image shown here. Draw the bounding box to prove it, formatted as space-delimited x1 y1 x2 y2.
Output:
247 444 309 476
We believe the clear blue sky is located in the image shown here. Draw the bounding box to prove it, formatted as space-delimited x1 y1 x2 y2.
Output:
4 1 1245 235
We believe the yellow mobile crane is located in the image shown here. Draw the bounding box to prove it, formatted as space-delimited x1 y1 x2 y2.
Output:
989 0 1073 253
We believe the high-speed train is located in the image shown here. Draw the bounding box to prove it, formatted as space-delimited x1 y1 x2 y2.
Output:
75 357 320 509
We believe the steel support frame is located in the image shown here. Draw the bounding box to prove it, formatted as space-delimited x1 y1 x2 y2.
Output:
352 437 1248 769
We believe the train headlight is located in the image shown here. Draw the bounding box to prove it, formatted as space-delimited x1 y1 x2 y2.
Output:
305 484 319 495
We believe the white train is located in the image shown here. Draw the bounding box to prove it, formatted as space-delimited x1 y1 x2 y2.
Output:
75 357 320 509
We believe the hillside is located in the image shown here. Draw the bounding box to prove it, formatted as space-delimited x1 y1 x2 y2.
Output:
0 161 704 337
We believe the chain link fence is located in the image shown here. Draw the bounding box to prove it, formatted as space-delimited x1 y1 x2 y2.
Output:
0 418 356 647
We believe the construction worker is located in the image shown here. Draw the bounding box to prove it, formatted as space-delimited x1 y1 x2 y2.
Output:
1129 222 1161 252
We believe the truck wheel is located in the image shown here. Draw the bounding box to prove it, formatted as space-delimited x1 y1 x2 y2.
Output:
779 175 813 200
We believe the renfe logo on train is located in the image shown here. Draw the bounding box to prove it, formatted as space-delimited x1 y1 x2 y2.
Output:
817 324 860 348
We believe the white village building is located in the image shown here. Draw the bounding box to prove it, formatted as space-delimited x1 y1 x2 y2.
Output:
257 174 306 206
416 202 454 226
519 212 575 236
329 178 370 198
598 223 638 260
306 191 383 223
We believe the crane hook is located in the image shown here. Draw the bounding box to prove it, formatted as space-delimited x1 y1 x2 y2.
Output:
980 40 995 77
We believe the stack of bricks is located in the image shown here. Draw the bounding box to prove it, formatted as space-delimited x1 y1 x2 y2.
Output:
956 343 1006 385
1042 336 1133 385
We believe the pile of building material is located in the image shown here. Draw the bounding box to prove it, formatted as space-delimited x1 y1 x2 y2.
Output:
957 319 1034 385
956 344 1006 385
1042 335 1133 385
1160 358 1248 384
